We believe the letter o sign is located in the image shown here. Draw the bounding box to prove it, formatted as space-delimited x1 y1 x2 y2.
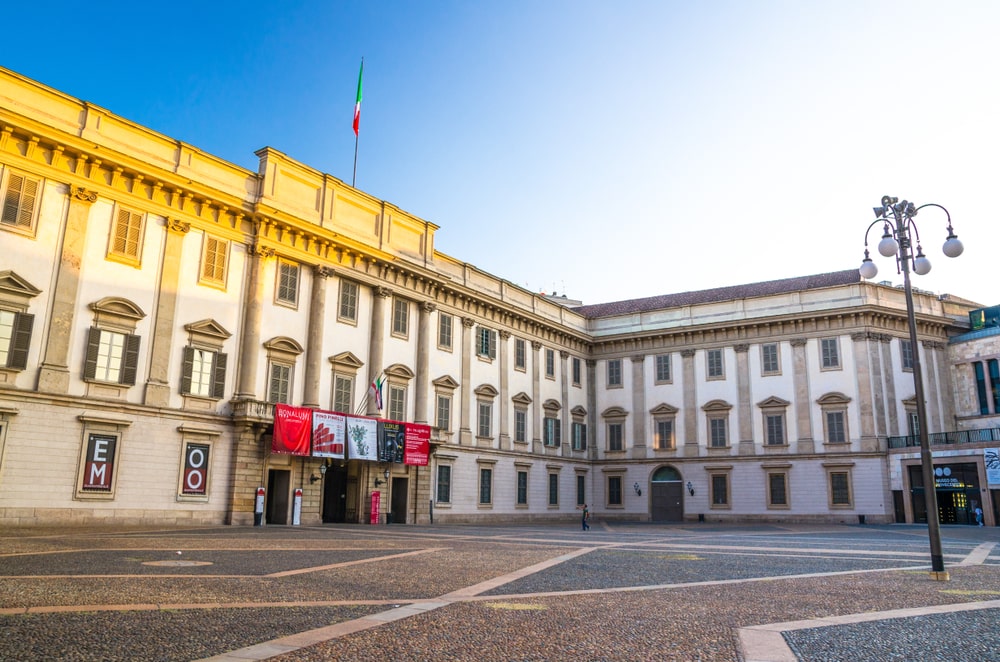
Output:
183 443 210 495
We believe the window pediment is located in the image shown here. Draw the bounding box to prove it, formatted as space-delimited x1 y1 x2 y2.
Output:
184 319 232 342
601 406 628 419
511 391 532 406
474 384 498 398
542 398 561 413
264 336 304 356
816 392 851 406
650 403 679 416
756 396 791 409
432 375 460 390
702 399 733 412
385 363 415 380
329 351 364 370
570 405 587 417
0 270 41 309
91 297 146 322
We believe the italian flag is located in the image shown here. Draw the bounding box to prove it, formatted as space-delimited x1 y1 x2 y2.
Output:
353 59 364 136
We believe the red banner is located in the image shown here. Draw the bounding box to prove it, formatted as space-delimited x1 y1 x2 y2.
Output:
370 491 381 525
272 404 312 456
404 423 430 466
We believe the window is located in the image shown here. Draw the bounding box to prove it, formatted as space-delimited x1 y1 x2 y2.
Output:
990 359 1000 414
707 349 725 379
1 169 41 233
544 417 561 447
514 338 526 370
0 308 32 370
275 260 299 306
479 467 493 504
907 411 919 437
765 414 785 446
436 465 451 503
607 359 622 387
607 475 623 506
826 412 846 443
709 417 727 447
478 401 492 438
820 338 840 369
818 392 851 444
655 419 674 450
974 361 990 415
436 394 451 431
572 421 587 451
545 349 555 378
711 474 729 507
767 471 789 508
828 469 852 507
84 327 140 386
515 409 527 442
334 375 353 413
607 422 624 451
548 473 559 506
655 354 671 383
108 206 144 264
200 235 228 286
572 357 581 386
517 470 528 505
477 327 497 359
388 385 406 421
438 313 453 350
900 339 913 371
338 280 359 323
576 474 586 506
761 343 780 375
392 298 409 337
268 363 292 404
181 347 227 399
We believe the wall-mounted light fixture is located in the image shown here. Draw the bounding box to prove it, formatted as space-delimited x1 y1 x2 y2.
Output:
374 467 391 487
686 481 695 496
310 459 330 484
633 482 642 496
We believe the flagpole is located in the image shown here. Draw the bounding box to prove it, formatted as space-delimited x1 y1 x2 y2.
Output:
352 133 359 188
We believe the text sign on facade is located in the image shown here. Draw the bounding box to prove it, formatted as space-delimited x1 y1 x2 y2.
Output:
182 443 210 495
83 433 116 491
369 491 381 525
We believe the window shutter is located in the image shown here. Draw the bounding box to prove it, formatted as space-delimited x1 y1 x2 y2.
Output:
120 334 141 385
581 423 587 450
180 346 195 395
2 173 38 228
83 327 101 380
489 330 497 359
555 419 562 446
212 352 228 399
7 312 33 369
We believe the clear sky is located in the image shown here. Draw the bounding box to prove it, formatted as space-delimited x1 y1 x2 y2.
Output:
4 1 999 307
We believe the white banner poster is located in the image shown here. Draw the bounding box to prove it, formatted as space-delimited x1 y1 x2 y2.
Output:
986 448 1000 485
312 411 346 459
345 415 379 462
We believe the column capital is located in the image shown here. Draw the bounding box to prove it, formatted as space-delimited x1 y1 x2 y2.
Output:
733 344 750 353
166 218 190 234
789 337 808 348
680 349 696 358
71 186 98 204
251 242 275 259
314 265 332 279
420 301 437 313
850 331 868 342
499 329 512 340
374 285 393 299
630 354 645 363
531 340 543 351
461 316 476 328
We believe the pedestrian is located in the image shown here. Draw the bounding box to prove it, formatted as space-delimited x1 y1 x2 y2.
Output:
582 504 590 531
975 505 984 526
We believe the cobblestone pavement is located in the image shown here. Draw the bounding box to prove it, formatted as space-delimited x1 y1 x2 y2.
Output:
1 522 998 661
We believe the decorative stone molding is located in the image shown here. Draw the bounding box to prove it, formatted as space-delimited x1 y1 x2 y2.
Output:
420 301 437 313
531 341 543 351
462 317 476 328
314 265 332 279
166 218 191 234
789 338 808 347
733 344 750 353
499 330 511 340
374 286 393 298
71 186 98 203
680 349 696 358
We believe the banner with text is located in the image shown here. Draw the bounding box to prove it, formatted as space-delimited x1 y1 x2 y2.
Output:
378 420 406 464
345 415 379 461
403 423 430 466
312 410 346 459
272 404 313 456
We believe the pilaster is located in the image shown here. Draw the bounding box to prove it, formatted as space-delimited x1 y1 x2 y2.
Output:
302 265 330 408
144 218 190 406
681 349 699 457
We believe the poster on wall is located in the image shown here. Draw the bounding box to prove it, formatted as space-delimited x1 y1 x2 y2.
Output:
378 420 406 463
312 410 346 459
345 415 379 461
272 404 312 456
404 423 430 466
986 448 1000 485
82 433 117 491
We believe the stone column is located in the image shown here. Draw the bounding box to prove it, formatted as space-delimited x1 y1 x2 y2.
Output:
38 186 98 394
235 242 273 399
144 218 190 407
733 344 755 455
681 349 699 457
459 317 475 444
923 340 943 433
531 341 542 452
790 338 813 451
851 332 878 451
366 286 392 416
499 331 512 450
931 341 956 430
560 350 571 457
630 354 647 458
881 335 899 436
414 302 436 424
868 333 888 437
302 266 330 409
586 359 598 461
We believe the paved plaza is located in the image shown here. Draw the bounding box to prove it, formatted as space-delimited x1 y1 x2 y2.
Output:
1 522 998 661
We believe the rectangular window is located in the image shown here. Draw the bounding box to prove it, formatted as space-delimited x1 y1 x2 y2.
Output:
276 260 299 306
655 419 674 450
1 169 41 232
479 467 493 504
572 357 581 386
84 327 140 386
572 422 587 451
333 375 353 413
768 472 788 507
515 410 527 442
761 343 780 374
821 338 840 369
438 313 453 350
974 361 990 415
109 207 144 263
436 394 451 431
989 359 1000 414
477 327 497 359
707 349 724 378
826 411 847 443
608 476 623 506
607 422 624 451
478 401 492 438
711 474 729 506
830 471 851 507
655 354 671 382
0 309 33 370
709 417 727 447
544 417 561 447
576 474 586 506
388 385 406 421
436 465 451 503
514 338 526 369
181 347 227 399
517 471 528 505
338 280 359 322
907 411 919 437
548 473 559 506
200 235 228 286
765 414 785 445
900 339 913 371
607 359 622 387
268 363 291 404
545 349 555 378
392 298 409 337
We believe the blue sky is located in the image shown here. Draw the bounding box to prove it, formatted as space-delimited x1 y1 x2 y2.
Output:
5 1 999 306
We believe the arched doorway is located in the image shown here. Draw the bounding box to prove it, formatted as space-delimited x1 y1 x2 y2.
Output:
650 465 684 522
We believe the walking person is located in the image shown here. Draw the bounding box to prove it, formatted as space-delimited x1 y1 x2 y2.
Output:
975 504 984 526
582 504 590 531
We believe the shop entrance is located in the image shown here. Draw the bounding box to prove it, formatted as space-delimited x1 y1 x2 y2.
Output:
322 463 349 523
908 462 981 525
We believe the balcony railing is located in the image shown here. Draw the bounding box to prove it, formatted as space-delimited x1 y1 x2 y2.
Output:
887 427 1000 449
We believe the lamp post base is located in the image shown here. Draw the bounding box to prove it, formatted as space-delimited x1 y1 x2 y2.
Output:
928 570 951 582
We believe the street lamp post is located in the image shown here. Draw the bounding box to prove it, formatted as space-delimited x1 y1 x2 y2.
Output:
859 195 963 581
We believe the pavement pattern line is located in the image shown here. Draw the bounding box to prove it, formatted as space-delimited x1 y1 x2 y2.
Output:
737 599 1000 662
957 541 996 566
265 546 444 577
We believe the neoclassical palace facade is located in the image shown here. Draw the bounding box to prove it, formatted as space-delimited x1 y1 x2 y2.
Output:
2 66 998 528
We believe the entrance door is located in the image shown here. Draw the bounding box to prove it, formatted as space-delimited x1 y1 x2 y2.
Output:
651 482 683 522
391 477 408 523
322 464 348 523
266 469 290 524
